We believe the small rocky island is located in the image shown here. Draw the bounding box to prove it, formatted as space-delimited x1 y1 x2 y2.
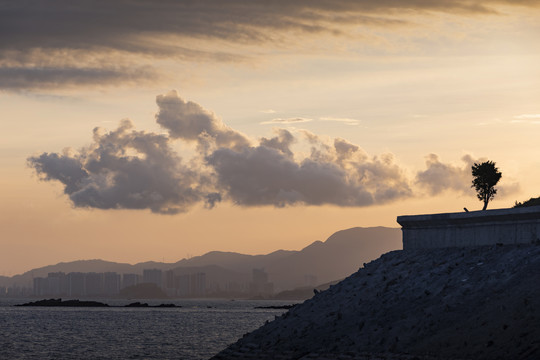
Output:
16 299 110 307
16 299 180 308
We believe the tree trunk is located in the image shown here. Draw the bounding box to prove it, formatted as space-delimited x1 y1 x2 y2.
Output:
482 200 488 210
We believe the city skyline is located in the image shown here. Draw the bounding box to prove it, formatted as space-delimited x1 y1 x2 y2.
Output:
1 1 540 275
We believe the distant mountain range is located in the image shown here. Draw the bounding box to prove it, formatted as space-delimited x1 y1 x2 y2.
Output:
1 227 402 293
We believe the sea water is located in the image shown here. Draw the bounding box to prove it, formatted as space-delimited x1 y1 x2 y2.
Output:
0 298 293 359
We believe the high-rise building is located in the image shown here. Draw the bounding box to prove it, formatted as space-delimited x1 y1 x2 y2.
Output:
68 272 86 297
85 272 103 296
33 277 48 296
176 274 191 296
47 272 68 296
103 272 121 296
190 273 206 296
143 269 163 288
165 270 175 289
171 272 207 297
122 273 139 289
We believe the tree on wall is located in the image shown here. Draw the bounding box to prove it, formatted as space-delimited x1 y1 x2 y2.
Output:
471 161 502 210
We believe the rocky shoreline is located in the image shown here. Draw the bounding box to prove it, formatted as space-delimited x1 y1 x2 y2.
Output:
211 244 540 360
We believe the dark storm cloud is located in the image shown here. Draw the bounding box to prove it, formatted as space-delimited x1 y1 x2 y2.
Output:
3 0 539 90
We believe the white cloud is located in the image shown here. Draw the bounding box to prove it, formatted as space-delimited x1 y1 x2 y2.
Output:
319 117 361 126
512 114 540 124
513 114 540 119
29 91 521 214
261 118 313 125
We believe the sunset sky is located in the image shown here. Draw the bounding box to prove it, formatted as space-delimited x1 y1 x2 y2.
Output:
1 1 540 276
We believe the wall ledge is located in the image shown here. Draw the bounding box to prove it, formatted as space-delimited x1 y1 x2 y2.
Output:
397 206 540 249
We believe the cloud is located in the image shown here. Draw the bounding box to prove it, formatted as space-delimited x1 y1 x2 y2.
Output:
511 114 540 124
0 65 158 90
260 118 312 125
415 154 520 199
28 91 522 214
3 0 538 90
513 114 540 119
155 90 251 151
28 91 417 213
415 154 476 196
208 128 412 207
320 117 361 126
206 139 412 207
259 129 296 158
498 182 521 198
28 119 210 214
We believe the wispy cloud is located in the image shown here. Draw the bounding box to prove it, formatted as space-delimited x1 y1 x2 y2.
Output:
514 114 540 119
261 118 313 125
319 117 361 126
260 109 277 114
2 0 539 91
512 114 540 124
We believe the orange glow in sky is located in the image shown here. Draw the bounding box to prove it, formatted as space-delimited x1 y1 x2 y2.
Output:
1 1 539 275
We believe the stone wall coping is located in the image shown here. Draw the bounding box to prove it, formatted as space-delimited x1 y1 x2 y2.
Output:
397 205 540 228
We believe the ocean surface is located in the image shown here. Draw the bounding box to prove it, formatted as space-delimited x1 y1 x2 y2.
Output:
0 298 294 359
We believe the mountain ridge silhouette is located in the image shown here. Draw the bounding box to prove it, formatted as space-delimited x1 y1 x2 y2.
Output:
2 226 401 292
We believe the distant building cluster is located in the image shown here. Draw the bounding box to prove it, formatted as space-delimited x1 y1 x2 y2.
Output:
33 271 126 297
6 267 278 299
0 285 32 298
164 270 207 297
249 268 274 297
31 268 212 298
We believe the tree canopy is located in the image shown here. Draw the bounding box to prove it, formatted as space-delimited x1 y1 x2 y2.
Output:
471 161 502 210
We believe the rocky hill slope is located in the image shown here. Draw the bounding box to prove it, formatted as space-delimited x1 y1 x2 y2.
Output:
211 244 540 360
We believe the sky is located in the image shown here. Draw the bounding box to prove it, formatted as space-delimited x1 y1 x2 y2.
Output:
1 0 540 276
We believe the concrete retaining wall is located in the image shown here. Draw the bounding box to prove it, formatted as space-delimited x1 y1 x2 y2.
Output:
396 206 540 249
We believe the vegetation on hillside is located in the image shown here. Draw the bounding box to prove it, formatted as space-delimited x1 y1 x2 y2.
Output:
514 196 540 208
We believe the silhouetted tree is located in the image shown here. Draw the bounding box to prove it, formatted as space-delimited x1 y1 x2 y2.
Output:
471 161 502 210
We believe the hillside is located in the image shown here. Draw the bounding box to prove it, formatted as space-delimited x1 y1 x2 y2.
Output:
267 227 401 289
2 227 401 293
212 244 540 359
172 227 401 290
